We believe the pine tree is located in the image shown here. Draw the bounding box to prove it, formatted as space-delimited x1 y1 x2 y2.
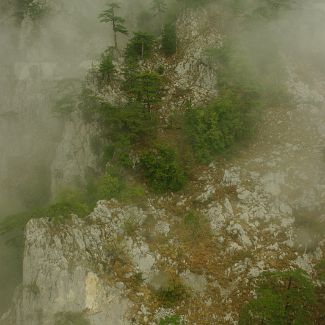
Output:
129 71 164 110
239 269 316 325
125 32 155 60
162 23 177 55
99 2 128 50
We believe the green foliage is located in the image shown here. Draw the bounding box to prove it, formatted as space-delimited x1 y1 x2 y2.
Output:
86 168 146 206
101 101 157 165
162 23 177 56
99 2 128 49
127 71 164 110
96 172 124 200
80 86 157 155
97 50 115 86
140 144 187 193
46 190 90 223
54 311 90 325
159 315 185 325
184 90 254 163
125 32 155 60
78 87 104 123
239 269 316 325
109 102 158 143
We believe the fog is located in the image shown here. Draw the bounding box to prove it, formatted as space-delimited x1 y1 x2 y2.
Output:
0 0 325 320
0 0 123 314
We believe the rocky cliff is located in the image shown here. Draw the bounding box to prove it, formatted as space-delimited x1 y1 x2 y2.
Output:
2 64 325 324
1 3 325 325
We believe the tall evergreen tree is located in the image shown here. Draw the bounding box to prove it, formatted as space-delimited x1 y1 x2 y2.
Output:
99 2 128 50
126 32 155 60
129 71 164 110
162 23 177 55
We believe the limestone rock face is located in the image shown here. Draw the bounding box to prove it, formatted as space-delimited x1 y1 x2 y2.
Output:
50 113 99 198
2 202 143 325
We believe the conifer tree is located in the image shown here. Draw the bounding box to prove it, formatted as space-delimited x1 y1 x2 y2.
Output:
99 2 128 50
126 32 155 60
162 23 177 55
129 71 163 110
239 270 316 325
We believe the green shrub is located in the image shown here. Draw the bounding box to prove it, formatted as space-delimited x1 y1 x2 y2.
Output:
127 71 164 110
78 88 104 123
97 50 115 86
100 102 158 165
159 315 185 325
125 32 155 60
140 144 187 193
109 102 158 143
54 311 90 325
239 269 316 325
46 190 90 223
184 89 256 163
95 172 124 200
162 23 177 55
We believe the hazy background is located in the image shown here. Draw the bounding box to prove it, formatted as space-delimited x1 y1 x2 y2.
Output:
0 0 325 318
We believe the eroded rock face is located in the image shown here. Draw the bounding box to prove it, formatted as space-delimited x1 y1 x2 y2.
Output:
2 202 145 325
50 113 99 198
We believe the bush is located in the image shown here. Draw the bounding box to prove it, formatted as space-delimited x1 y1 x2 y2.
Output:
86 169 146 206
95 172 124 200
109 102 158 143
125 32 155 60
46 190 90 223
159 315 185 325
101 102 158 165
140 144 187 193
97 50 115 86
78 88 104 123
162 23 177 55
239 269 316 325
184 89 256 163
127 71 164 110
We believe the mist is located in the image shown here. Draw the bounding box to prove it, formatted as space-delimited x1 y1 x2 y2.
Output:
0 0 325 322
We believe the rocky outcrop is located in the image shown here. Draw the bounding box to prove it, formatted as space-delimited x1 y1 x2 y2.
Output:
2 4 325 325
